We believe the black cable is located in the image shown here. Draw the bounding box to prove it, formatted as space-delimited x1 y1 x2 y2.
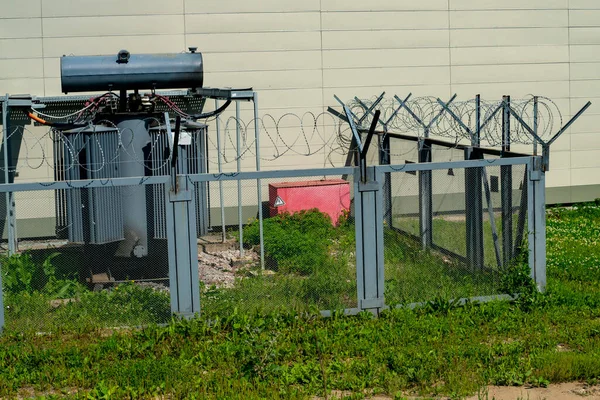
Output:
189 100 232 119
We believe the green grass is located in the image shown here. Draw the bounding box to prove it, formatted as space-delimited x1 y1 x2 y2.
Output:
384 229 501 305
0 202 599 399
394 212 523 267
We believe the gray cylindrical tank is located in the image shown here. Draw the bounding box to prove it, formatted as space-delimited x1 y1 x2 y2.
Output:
114 117 151 258
61 50 203 93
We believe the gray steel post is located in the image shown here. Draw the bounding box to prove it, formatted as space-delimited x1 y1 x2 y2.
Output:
464 147 484 269
418 140 433 249
2 96 16 255
533 96 538 156
475 94 481 146
236 101 244 256
501 96 513 266
165 176 201 317
527 157 546 292
0 102 4 329
354 167 385 314
215 99 226 242
253 93 265 269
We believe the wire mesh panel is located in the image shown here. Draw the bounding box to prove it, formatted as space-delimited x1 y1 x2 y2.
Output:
384 162 529 306
199 173 357 317
1 184 171 334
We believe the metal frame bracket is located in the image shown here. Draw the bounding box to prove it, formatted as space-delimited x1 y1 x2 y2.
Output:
360 297 385 309
169 188 193 202
358 180 380 192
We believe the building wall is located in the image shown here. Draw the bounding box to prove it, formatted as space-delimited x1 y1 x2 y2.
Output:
1 0 599 218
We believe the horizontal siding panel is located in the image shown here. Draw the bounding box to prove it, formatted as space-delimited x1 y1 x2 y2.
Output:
570 27 600 44
571 45 600 62
570 98 600 116
450 0 567 10
215 89 324 110
0 38 42 59
323 48 449 68
0 78 44 95
323 66 450 88
546 169 571 187
43 35 185 58
321 0 448 11
571 150 600 168
0 0 41 18
451 81 570 99
322 30 449 50
449 10 567 29
571 167 600 186
43 58 59 77
184 0 321 13
570 10 600 27
548 151 571 169
450 28 568 47
0 19 41 39
43 15 184 37
0 59 43 78
571 132 600 150
323 85 453 106
42 0 182 17
451 46 568 65
451 64 569 84
570 63 600 80
186 32 321 52
204 51 322 72
570 0 600 9
185 13 320 34
205 70 322 90
322 11 449 31
564 114 600 133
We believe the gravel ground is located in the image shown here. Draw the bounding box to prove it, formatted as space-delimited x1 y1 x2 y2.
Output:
198 249 259 289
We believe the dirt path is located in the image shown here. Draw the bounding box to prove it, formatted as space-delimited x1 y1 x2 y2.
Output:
314 383 600 399
465 383 600 400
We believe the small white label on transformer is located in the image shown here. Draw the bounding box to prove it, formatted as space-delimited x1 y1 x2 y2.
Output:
171 130 192 146
179 131 192 145
274 196 285 207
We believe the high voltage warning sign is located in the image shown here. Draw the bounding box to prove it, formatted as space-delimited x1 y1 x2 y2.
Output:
273 196 285 207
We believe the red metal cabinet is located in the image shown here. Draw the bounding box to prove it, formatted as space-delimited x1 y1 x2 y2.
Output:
268 179 350 225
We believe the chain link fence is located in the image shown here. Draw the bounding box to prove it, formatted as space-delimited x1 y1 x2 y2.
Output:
0 156 540 333
1 184 172 334
385 160 529 306
199 173 357 318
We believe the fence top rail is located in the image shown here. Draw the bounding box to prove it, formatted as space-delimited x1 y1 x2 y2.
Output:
0 156 534 193
377 156 533 174
187 166 355 183
0 175 170 193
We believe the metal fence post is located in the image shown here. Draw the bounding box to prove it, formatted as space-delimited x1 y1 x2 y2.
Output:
165 118 200 318
236 100 244 256
165 176 201 318
253 92 265 270
527 157 546 292
501 95 513 266
2 96 17 255
418 139 433 250
464 147 484 269
354 166 385 315
215 99 226 242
